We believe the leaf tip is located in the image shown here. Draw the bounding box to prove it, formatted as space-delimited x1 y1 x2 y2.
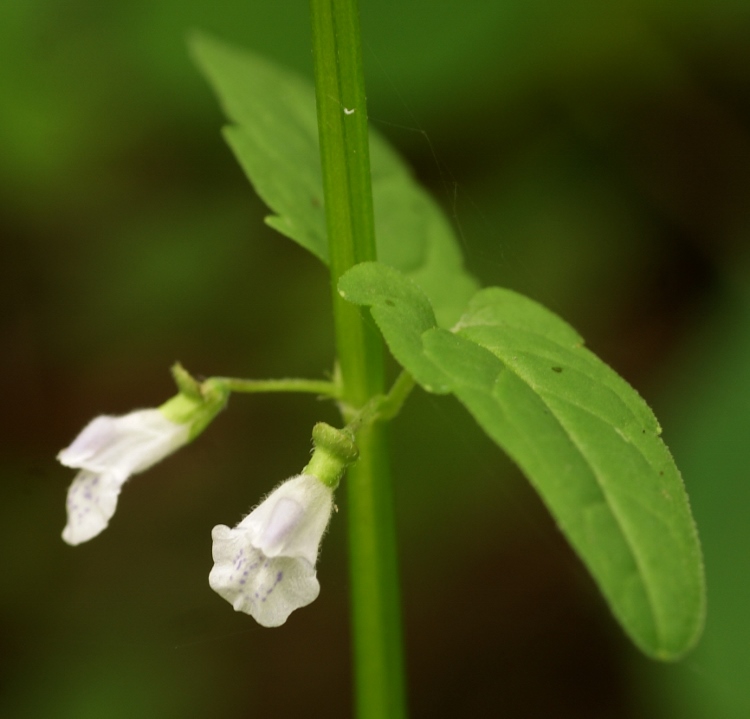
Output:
185 28 216 68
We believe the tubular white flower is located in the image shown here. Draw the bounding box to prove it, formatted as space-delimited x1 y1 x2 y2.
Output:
59 410 190 545
209 474 334 627
59 373 229 546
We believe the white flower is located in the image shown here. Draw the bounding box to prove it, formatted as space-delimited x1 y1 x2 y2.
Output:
59 410 190 545
209 474 334 627
59 374 229 546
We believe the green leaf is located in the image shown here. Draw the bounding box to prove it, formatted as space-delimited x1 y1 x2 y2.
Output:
340 261 706 660
189 32 478 327
338 261 449 394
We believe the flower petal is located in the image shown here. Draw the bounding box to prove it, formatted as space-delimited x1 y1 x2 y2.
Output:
208 524 320 627
260 498 304 556
58 410 189 477
62 470 124 545
237 474 333 564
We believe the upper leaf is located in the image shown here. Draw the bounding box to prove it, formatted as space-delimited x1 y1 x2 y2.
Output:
190 32 478 327
339 261 450 394
339 261 706 660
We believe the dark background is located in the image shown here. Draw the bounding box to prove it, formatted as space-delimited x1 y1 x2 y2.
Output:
2 0 750 717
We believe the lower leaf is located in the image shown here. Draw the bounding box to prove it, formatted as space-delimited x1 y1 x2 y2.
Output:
339 261 706 660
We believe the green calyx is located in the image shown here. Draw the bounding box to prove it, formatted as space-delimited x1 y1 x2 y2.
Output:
160 364 230 439
304 422 360 489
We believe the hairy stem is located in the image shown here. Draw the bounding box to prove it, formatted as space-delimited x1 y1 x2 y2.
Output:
214 377 340 398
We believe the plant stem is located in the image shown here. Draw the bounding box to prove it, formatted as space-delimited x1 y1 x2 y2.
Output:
376 371 416 422
309 1 408 717
213 377 340 398
346 371 416 435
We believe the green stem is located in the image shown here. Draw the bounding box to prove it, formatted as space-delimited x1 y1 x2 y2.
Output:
375 371 416 423
345 371 416 434
309 2 408 717
213 377 340 398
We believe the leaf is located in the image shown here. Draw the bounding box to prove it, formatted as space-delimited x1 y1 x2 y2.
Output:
340 261 706 660
189 32 478 327
338 261 449 394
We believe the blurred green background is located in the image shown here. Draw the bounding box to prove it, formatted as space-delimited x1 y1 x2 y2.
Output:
2 0 750 717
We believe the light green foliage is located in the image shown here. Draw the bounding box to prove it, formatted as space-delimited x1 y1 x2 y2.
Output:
339 261 705 660
338 262 448 394
190 33 478 327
